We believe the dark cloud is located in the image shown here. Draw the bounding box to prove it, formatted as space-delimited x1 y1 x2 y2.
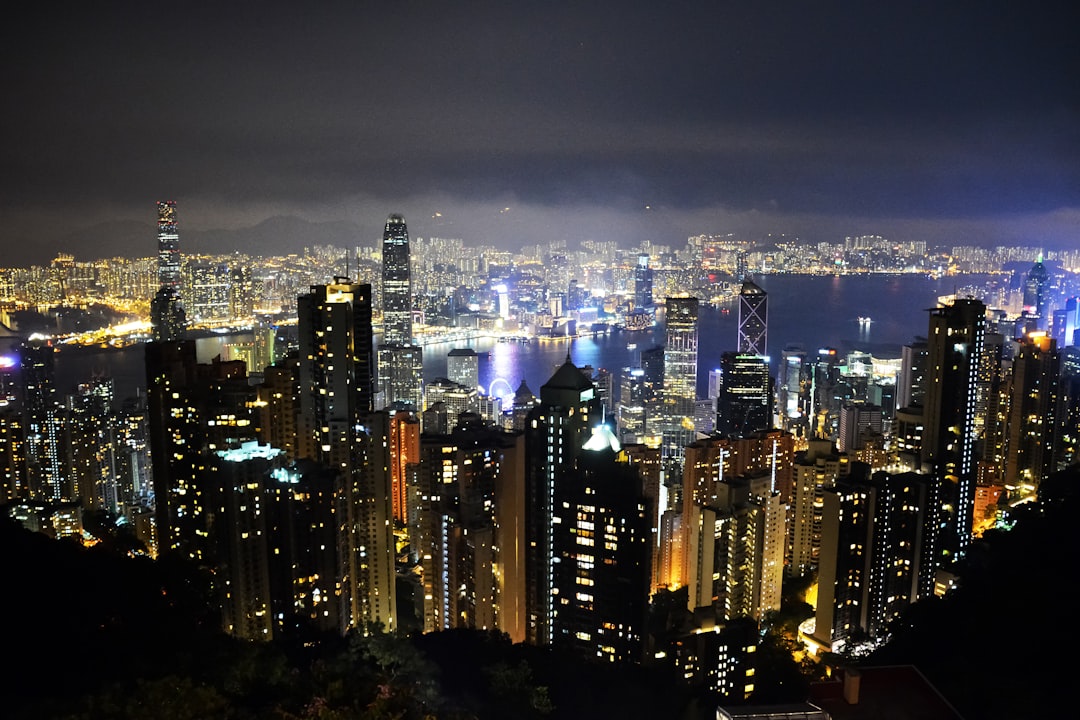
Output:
1 2 1077 265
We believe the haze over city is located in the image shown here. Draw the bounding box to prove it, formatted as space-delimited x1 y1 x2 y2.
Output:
2 2 1077 265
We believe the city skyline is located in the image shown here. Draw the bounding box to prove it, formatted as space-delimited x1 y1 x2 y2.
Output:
2 3 1077 266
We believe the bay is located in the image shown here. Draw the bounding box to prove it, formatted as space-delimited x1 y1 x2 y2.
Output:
51 273 982 406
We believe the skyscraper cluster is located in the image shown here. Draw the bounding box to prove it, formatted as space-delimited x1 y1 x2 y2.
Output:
2 213 1077 703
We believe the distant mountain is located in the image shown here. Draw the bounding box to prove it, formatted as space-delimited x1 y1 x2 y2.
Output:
46 216 368 264
183 216 367 258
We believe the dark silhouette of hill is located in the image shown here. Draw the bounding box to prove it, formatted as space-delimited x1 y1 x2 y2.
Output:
861 463 1077 718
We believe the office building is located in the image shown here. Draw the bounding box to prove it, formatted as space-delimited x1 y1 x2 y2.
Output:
634 253 654 309
778 345 807 436
663 297 699 418
377 344 424 412
447 348 480 390
660 296 699 461
715 352 772 439
382 213 413 346
378 214 423 411
737 280 768 356
157 200 181 289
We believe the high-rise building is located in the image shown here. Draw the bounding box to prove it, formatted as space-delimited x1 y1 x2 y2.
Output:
777 345 807 436
382 214 413 346
714 352 772 439
1002 332 1059 487
447 348 480 391
813 469 936 652
551 431 652 664
896 339 929 411
297 280 376 464
837 403 884 453
146 343 259 561
378 214 423 411
787 439 851 579
682 472 786 623
737 280 768 356
184 261 231 322
296 279 395 633
390 410 419 525
524 356 603 645
157 200 181 290
20 340 63 502
411 421 526 642
1022 257 1050 329
922 297 985 567
150 286 187 342
663 297 699 417
65 379 117 514
634 253 654 309
660 297 699 461
377 344 424 412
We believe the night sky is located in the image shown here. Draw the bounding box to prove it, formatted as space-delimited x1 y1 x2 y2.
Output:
2 2 1077 265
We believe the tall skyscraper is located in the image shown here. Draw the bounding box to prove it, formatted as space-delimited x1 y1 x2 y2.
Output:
296 279 395 633
411 421 526 642
778 345 807 436
922 297 985 567
378 214 423 411
524 356 603 645
1022 257 1050 329
551 433 651 664
663 297 699 417
813 469 936 652
157 200 181 290
19 340 62 501
714 351 772 439
634 253 654 309
1002 332 1059 487
737 280 768 356
382 214 413 346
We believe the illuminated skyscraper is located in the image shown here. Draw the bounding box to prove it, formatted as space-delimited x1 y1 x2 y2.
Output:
1022 257 1050 329
1002 333 1059 487
922 297 985 569
378 214 423 411
20 340 62 501
737 280 768 356
157 200 181 290
813 469 936 652
634 253 654 309
715 351 772 439
660 297 699 463
382 214 412 346
447 348 480 391
412 421 526 642
778 345 807 436
524 357 603 645
295 279 395 633
551 434 651 664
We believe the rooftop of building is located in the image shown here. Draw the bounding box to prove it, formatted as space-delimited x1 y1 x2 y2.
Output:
807 665 964 720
